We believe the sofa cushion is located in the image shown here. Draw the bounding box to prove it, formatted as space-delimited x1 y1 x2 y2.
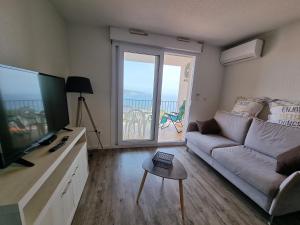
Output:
214 111 252 144
185 132 239 155
212 146 287 197
268 99 300 128
232 96 266 117
244 118 300 158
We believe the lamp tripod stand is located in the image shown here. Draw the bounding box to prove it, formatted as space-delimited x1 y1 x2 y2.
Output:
76 95 103 149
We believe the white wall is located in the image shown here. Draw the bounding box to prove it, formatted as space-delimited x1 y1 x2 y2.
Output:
0 0 69 77
67 25 112 148
189 45 224 121
220 20 300 111
67 25 224 148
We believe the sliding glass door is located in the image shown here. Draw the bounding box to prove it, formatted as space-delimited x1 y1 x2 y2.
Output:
158 53 196 143
117 45 163 145
116 43 196 146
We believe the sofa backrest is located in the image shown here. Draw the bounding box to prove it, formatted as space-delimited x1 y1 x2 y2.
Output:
244 118 300 158
214 111 252 144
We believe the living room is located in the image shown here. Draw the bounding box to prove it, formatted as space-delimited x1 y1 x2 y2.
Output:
0 1 300 225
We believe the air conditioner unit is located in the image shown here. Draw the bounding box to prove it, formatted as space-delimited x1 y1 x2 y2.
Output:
220 39 263 65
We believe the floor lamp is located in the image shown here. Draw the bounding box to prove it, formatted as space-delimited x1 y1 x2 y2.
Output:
66 76 103 149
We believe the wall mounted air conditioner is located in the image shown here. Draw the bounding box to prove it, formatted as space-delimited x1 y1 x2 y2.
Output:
220 39 263 65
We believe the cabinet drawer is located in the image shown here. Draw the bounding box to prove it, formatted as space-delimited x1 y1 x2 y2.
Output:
36 145 88 225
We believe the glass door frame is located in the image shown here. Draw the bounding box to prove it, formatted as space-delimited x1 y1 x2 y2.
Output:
158 51 197 143
117 43 164 146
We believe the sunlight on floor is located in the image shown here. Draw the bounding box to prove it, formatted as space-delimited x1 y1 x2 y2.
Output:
158 123 185 142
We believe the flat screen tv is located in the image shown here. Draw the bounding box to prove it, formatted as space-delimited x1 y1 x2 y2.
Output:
0 64 69 168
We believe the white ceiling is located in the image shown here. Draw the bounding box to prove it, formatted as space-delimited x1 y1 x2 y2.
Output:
50 0 300 46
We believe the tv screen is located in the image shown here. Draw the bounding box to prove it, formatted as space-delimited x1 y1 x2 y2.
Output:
0 65 69 168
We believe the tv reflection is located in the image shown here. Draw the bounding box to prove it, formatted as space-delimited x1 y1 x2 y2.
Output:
0 69 48 149
6 100 48 148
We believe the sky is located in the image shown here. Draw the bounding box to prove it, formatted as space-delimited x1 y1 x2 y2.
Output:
0 67 42 100
124 60 181 101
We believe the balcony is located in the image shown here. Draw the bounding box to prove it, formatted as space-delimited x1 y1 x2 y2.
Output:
123 98 185 142
4 98 185 143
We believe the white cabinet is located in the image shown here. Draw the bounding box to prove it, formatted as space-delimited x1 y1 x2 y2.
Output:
72 150 88 207
61 179 75 225
38 144 89 225
51 193 65 225
72 166 82 205
41 207 54 225
0 128 89 225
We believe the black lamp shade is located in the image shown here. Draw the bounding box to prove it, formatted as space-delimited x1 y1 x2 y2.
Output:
66 76 93 94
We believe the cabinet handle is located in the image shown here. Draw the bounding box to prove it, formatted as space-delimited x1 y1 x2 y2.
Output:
72 166 79 176
61 180 72 196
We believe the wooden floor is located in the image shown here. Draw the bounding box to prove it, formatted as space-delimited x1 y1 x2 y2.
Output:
72 147 300 225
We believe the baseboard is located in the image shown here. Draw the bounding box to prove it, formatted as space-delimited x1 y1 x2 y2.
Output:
87 142 185 150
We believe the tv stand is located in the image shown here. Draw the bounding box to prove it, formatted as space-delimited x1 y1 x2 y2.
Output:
15 158 35 167
0 128 88 225
39 134 57 145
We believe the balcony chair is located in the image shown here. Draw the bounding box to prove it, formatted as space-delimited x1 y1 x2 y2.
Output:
123 109 146 139
160 100 185 133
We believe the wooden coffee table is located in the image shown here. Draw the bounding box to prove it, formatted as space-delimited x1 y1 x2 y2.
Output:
136 156 188 220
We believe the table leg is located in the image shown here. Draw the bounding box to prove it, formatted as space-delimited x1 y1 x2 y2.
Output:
179 179 185 221
136 170 148 203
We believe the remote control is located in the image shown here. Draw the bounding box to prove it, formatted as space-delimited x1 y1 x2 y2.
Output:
49 136 69 152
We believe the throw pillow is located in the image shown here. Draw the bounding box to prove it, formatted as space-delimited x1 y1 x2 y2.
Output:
186 122 198 132
268 99 300 128
232 97 266 117
276 146 300 175
196 119 220 134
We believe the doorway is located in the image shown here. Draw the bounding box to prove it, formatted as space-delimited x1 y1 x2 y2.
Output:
158 53 195 143
116 43 196 146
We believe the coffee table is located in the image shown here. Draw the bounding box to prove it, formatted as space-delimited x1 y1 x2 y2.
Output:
136 156 188 220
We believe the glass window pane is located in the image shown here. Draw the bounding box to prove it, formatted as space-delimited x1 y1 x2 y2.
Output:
122 52 156 140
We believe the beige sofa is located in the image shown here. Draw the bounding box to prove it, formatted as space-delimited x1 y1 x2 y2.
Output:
185 111 300 224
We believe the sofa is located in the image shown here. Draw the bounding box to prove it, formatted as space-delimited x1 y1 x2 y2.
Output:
185 111 300 222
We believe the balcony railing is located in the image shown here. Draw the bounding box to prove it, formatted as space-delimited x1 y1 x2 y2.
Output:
123 98 178 113
4 99 44 113
122 98 184 140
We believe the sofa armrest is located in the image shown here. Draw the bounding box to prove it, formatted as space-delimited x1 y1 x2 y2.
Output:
186 122 198 132
269 171 300 216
